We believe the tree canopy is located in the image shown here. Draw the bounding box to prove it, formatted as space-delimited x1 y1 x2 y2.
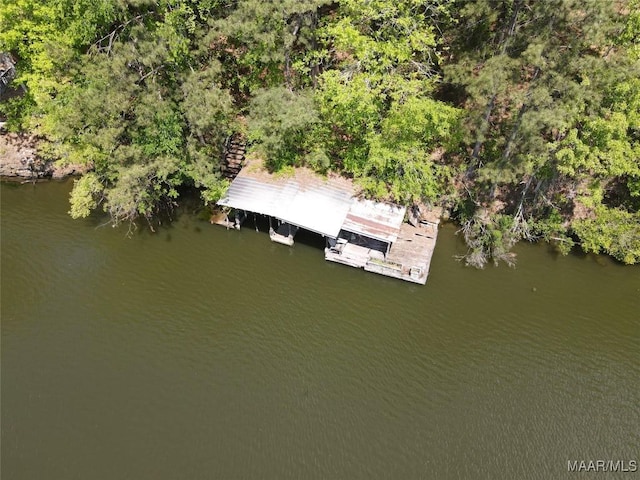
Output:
1 0 638 264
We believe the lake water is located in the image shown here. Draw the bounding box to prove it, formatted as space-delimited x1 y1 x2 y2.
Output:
2 180 639 479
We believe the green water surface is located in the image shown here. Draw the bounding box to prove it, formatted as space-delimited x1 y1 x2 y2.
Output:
1 180 639 479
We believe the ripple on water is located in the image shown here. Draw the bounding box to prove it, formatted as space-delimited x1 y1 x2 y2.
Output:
2 181 639 480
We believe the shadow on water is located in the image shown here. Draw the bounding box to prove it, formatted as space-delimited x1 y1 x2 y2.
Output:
237 213 327 250
541 241 567 261
291 228 327 250
73 185 211 237
566 243 588 261
564 241 631 267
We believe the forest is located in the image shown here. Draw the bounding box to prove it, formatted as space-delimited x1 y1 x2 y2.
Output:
1 0 639 266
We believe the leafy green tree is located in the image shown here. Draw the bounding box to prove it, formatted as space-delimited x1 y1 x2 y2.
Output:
572 207 640 264
314 70 383 172
35 2 236 225
311 0 460 203
209 0 330 94
247 87 318 170
181 62 237 204
0 0 124 127
444 0 639 265
359 97 461 203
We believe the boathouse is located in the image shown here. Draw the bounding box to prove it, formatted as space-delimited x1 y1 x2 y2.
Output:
214 160 439 284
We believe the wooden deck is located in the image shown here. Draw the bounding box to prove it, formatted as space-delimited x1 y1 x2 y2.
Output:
325 221 438 285
382 222 438 284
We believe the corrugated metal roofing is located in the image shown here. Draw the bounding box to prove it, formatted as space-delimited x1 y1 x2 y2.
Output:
341 199 406 243
217 176 353 238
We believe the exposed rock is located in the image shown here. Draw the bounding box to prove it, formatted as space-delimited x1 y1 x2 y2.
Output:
51 162 92 179
0 132 91 180
0 132 42 178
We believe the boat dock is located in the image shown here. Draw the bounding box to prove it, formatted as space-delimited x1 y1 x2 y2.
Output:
214 159 440 284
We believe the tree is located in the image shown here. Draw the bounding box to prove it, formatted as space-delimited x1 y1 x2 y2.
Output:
247 86 318 170
444 0 639 265
311 0 460 203
359 96 461 203
208 0 331 94
181 61 237 204
572 207 640 264
0 0 123 127
36 1 237 225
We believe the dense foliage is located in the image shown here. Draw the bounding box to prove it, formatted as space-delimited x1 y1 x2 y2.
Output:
1 0 638 264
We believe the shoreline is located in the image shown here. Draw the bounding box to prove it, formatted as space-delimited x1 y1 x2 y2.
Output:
0 174 632 268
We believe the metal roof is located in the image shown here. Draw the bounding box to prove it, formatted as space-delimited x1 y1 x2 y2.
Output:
217 176 353 238
217 167 408 242
341 199 406 243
